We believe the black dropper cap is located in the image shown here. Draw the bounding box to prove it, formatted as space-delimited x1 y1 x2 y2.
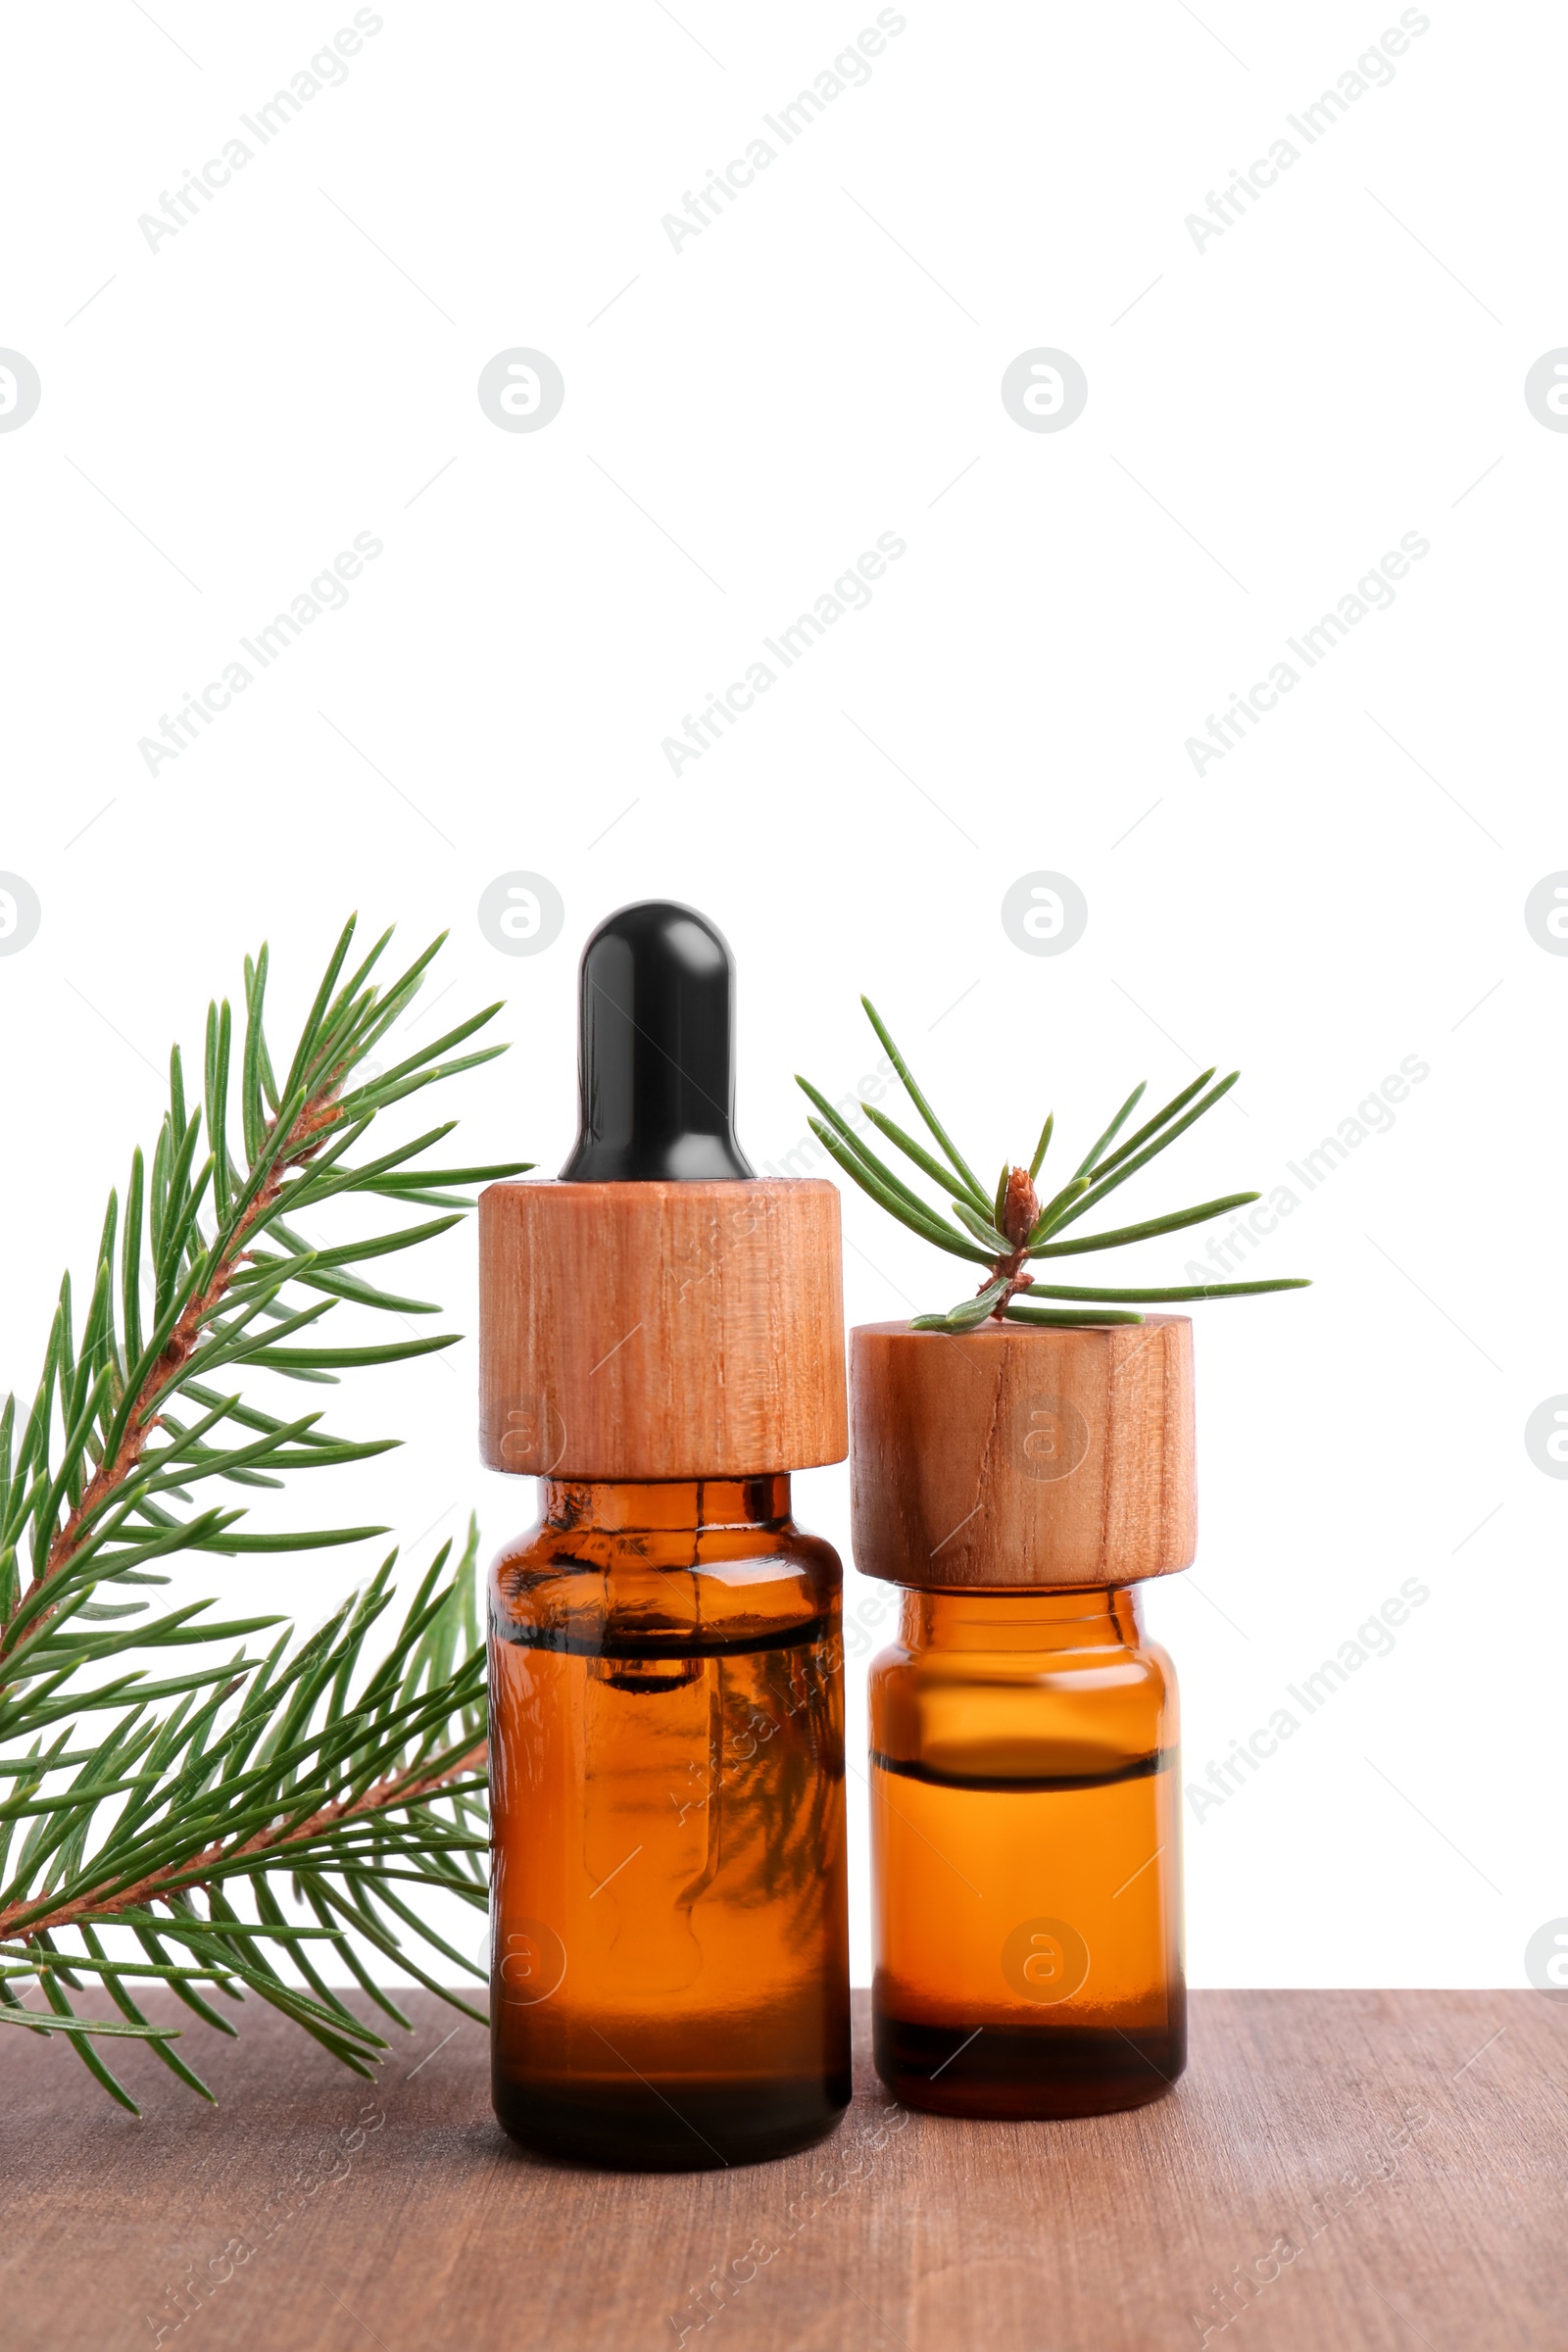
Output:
559 901 756 1182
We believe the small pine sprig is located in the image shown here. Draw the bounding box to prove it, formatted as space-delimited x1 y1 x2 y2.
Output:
797 997 1308 1333
0 917 529 2106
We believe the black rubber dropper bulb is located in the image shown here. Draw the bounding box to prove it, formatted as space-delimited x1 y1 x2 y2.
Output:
558 901 756 1182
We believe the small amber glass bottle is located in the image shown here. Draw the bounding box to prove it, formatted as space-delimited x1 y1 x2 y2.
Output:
479 903 852 2167
869 1584 1182 2117
851 1314 1198 2120
489 1475 850 2165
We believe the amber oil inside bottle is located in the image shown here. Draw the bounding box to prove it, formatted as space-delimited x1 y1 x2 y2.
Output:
489 1475 851 2167
869 1584 1184 2118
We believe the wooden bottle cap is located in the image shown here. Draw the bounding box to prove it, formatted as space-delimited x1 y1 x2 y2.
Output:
479 1179 848 1480
850 1316 1196 1589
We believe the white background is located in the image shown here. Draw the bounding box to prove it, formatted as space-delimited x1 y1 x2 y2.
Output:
1 0 1563 1991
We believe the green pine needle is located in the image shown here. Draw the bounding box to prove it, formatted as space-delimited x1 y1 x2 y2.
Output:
858 999 990 1209
0 921 522 2105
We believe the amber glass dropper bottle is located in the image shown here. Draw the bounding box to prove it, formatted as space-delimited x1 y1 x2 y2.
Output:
854 1315 1194 2119
479 902 852 2168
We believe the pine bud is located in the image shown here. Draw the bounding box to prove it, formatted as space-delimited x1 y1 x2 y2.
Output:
1002 1165 1039 1248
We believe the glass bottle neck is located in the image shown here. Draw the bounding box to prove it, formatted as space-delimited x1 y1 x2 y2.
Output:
539 1475 793 1536
899 1585 1146 1653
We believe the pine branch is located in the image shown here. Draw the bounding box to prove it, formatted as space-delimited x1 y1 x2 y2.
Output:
801 1001 1310 1332
0 921 524 2107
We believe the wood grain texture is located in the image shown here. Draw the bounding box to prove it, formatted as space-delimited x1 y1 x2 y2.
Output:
851 1317 1197 1589
478 1180 847 1479
3 1988 1559 2352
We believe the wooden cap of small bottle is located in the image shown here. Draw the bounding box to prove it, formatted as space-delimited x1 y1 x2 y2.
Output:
850 1316 1196 1589
479 1179 848 1479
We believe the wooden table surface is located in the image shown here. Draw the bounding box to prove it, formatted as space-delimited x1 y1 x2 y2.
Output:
4 1988 1560 2351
